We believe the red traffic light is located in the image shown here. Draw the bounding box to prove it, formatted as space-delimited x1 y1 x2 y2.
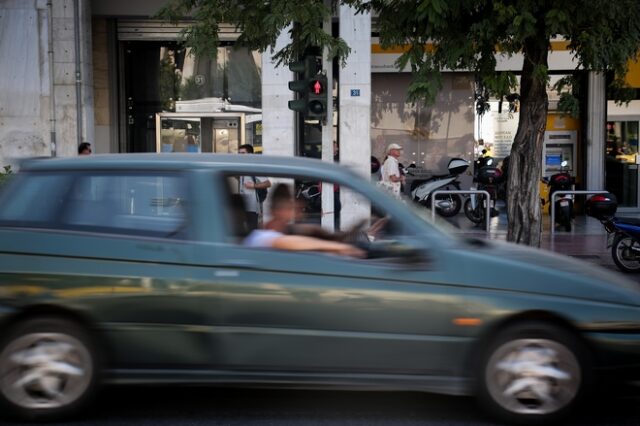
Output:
310 79 324 95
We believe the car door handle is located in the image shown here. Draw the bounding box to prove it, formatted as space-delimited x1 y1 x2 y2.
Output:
220 259 259 269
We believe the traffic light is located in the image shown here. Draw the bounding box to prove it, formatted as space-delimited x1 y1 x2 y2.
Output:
288 56 317 114
288 55 329 121
306 75 328 120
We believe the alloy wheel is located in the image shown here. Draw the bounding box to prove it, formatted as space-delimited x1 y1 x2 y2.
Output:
0 332 92 410
485 338 581 416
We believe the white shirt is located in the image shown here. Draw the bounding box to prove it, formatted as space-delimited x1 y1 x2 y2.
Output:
244 229 282 247
382 156 401 195
239 176 266 213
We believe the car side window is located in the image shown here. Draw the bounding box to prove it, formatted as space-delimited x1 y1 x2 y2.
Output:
222 173 410 259
61 173 188 238
0 173 73 225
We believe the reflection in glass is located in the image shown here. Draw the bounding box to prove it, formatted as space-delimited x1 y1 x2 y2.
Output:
158 45 262 111
160 118 201 153
606 121 639 207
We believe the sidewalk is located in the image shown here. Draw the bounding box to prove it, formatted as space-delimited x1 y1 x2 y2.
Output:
441 203 640 283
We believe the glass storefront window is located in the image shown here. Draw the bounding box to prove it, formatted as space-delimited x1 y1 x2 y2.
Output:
606 121 639 207
159 118 201 153
123 41 261 154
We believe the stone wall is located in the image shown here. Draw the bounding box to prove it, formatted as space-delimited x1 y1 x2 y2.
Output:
0 0 93 168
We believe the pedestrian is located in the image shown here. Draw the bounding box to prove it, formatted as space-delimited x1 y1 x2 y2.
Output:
380 143 405 197
78 142 92 155
238 144 271 231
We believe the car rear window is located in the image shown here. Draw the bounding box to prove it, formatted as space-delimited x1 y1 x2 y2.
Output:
0 172 73 225
0 171 188 239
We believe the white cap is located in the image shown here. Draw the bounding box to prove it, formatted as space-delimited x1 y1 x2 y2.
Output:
387 143 403 153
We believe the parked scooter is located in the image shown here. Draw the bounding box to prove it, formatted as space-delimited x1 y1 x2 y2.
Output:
464 157 503 226
586 193 640 273
408 158 469 217
542 160 574 232
295 181 321 215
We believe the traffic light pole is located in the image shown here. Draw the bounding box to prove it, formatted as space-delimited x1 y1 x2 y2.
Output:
320 4 335 232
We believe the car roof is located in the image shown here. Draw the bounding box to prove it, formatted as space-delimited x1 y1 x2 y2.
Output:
18 153 353 176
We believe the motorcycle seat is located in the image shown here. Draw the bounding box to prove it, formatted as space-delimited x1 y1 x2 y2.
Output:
614 217 640 226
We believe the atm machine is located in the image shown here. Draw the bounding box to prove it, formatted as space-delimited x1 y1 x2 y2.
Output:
155 98 262 154
542 130 577 178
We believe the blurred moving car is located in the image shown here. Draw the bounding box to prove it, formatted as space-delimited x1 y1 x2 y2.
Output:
0 154 639 424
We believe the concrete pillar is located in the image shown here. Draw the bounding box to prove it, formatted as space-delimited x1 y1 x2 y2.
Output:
0 0 94 165
51 0 93 157
586 71 606 190
0 0 50 167
261 28 295 157
339 5 371 228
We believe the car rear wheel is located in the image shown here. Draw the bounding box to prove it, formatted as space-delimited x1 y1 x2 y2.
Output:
478 321 590 425
0 317 99 421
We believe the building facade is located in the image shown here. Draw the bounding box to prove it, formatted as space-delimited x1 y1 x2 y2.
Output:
1 0 639 210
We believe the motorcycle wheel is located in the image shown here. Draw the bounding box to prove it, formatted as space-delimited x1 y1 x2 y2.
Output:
611 235 640 273
434 194 462 217
464 198 484 224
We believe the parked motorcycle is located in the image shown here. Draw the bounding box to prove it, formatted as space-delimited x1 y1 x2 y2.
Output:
586 192 640 273
543 161 574 232
408 158 469 217
295 181 321 216
464 157 503 227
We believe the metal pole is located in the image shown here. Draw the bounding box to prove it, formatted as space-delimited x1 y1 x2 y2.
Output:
46 0 57 157
73 0 83 147
320 0 334 231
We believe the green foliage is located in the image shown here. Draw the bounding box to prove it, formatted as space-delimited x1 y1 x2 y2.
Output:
366 0 640 110
160 0 640 108
552 75 579 117
0 165 13 187
157 0 350 66
159 58 181 111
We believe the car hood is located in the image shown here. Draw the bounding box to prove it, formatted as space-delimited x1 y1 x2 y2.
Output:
449 238 640 307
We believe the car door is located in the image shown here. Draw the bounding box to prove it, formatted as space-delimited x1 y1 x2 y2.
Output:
202 171 460 377
0 169 216 369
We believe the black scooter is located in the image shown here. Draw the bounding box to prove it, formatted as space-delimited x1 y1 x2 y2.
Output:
464 157 503 227
543 161 574 232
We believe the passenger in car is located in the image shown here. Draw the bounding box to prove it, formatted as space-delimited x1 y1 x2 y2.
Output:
243 184 365 258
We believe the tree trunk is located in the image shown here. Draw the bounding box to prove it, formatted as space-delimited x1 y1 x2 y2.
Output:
506 38 549 246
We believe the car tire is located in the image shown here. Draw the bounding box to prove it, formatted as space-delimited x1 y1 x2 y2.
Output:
0 317 100 422
477 321 591 425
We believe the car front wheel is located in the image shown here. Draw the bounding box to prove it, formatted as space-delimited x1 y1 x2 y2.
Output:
478 321 590 425
0 317 99 421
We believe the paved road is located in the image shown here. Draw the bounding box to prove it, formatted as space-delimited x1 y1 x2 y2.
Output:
5 385 638 425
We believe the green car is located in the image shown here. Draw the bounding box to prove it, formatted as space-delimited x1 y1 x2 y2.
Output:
0 154 639 424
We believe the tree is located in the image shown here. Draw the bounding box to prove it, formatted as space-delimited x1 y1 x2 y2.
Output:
365 0 640 246
159 0 640 246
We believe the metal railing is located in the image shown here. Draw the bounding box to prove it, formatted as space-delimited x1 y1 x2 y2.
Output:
550 190 609 235
431 189 492 233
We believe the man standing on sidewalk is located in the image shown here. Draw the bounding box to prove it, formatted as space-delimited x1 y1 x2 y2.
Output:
238 144 271 231
380 143 405 198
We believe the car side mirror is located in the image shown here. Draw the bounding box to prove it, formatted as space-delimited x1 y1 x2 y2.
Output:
366 241 430 268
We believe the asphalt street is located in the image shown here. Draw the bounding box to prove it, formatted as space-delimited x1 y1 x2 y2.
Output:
2 385 639 426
